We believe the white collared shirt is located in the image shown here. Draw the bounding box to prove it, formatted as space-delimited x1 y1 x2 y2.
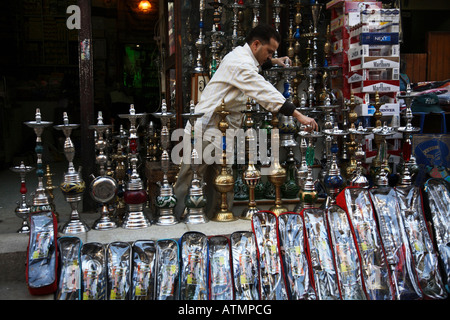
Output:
185 43 286 150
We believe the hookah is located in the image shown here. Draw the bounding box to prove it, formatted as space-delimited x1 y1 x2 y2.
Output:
89 111 118 230
397 84 421 185
181 101 208 224
44 165 59 221
194 0 207 74
323 123 348 209
228 0 247 50
212 101 238 222
24 108 53 213
208 0 225 78
241 100 261 220
344 95 359 180
296 129 323 212
249 0 262 29
268 113 288 216
54 112 89 234
10 161 34 233
293 0 302 68
271 0 285 59
111 125 128 224
310 1 322 70
370 92 396 179
152 99 178 225
348 123 372 187
118 105 151 229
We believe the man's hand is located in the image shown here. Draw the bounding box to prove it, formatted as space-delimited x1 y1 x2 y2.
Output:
271 56 292 67
292 109 319 131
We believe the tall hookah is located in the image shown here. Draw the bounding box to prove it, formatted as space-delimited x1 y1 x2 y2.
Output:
118 105 151 229
152 99 178 225
54 112 89 234
89 111 118 230
212 101 238 222
181 101 208 224
10 161 34 233
397 84 420 185
24 108 53 213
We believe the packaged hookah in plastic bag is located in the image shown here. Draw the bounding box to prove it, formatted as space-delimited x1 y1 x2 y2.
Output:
106 241 131 300
302 208 341 300
155 239 180 300
208 235 234 300
81 242 107 300
131 240 156 300
423 178 450 294
230 231 259 300
179 232 209 300
56 236 82 300
26 210 58 295
336 186 394 300
278 212 316 300
251 211 288 300
370 170 422 299
326 204 368 300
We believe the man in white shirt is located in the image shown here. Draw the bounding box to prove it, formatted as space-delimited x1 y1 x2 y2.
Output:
173 24 318 220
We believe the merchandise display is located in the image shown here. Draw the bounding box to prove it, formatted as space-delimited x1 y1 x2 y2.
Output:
6 0 449 302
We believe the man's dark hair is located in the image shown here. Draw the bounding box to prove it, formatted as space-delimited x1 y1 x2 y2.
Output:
245 24 281 45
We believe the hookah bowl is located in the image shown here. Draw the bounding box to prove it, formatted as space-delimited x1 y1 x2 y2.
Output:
89 111 118 230
10 161 34 233
24 108 53 212
152 99 178 226
54 112 89 234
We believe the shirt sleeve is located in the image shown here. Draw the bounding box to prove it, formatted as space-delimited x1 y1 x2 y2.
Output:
226 61 291 115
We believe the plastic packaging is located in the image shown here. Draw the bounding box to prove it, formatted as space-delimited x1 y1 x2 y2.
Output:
56 236 82 300
155 239 180 300
81 242 107 300
208 235 234 300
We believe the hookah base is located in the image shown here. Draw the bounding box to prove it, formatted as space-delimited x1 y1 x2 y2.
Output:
240 207 260 220
92 216 118 231
17 220 31 234
121 212 151 229
211 210 238 222
61 219 90 234
269 205 289 217
184 208 209 224
156 214 179 226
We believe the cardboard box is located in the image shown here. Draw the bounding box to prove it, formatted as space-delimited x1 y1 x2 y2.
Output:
351 80 400 93
359 32 400 45
347 68 399 83
355 102 400 116
348 44 399 60
350 56 400 71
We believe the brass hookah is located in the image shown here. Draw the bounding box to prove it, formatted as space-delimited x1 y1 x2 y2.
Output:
268 113 288 216
152 99 178 225
111 125 128 224
54 112 89 234
241 99 261 220
370 93 396 179
212 101 238 222
24 108 53 213
44 164 59 221
344 95 359 180
10 161 34 233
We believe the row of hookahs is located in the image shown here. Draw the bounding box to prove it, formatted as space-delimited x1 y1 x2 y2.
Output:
25 178 449 300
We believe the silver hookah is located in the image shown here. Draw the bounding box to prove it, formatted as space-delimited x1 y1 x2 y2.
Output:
249 0 262 29
54 112 89 234
182 101 208 224
89 111 118 230
318 96 338 182
310 1 322 70
348 123 372 188
24 108 53 213
397 84 420 186
152 99 178 225
10 161 34 233
118 105 151 229
194 0 207 73
209 0 225 77
272 0 285 59
228 0 246 50
322 123 348 208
